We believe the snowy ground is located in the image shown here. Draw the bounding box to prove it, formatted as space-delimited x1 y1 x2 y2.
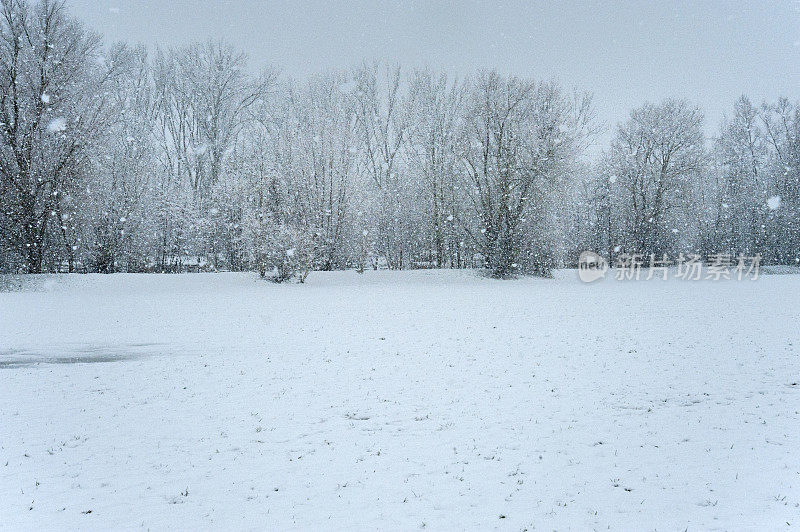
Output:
1 270 798 530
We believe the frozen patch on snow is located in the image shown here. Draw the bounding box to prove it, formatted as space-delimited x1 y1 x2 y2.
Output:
767 195 781 210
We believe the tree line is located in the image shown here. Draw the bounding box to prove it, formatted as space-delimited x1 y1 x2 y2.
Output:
1 0 798 279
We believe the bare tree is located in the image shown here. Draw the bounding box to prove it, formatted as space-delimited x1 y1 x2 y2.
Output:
151 41 272 270
11 0 800 278
405 69 466 267
0 0 128 272
353 63 413 269
604 99 705 257
699 96 767 257
458 72 591 277
760 98 800 264
153 42 263 196
284 73 360 270
78 46 156 273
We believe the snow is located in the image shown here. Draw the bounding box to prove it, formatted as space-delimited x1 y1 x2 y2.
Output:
1 270 798 529
46 117 67 133
768 195 782 210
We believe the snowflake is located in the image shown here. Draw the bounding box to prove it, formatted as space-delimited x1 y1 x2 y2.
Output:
47 117 67 133
767 195 781 210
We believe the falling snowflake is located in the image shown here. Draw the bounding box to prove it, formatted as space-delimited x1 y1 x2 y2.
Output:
47 117 67 133
767 195 781 210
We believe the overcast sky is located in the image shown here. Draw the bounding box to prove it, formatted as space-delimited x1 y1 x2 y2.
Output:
66 0 800 149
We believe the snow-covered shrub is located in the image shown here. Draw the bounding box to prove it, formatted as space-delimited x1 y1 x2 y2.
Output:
247 214 314 283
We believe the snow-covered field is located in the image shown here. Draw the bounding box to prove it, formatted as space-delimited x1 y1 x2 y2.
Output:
1 270 798 530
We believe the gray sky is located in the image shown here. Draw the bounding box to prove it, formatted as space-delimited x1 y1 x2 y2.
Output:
66 0 800 149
